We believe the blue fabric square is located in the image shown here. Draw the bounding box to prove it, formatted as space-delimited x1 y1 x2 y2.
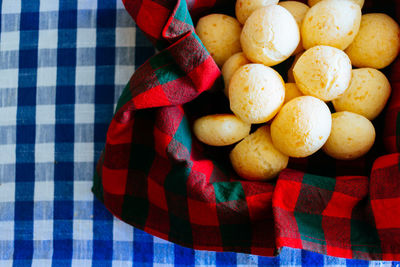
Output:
92 240 113 260
15 162 35 182
175 245 195 266
58 29 78 49
216 252 237 266
96 48 115 66
54 182 73 201
55 124 74 143
57 48 76 67
20 12 39 31
73 162 94 181
97 9 116 28
54 162 74 181
58 10 77 29
52 240 72 260
14 201 34 220
19 50 38 69
53 221 73 239
17 106 36 124
13 240 33 259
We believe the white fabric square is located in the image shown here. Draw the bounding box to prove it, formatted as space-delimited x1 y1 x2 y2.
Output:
32 260 53 267
73 142 93 162
116 27 136 47
0 69 18 88
0 106 16 126
1 0 21 14
113 218 133 241
76 28 96 48
74 104 94 124
0 182 15 202
35 143 54 163
78 0 97 10
35 105 55 125
73 220 93 240
38 30 58 49
0 31 20 52
73 181 93 201
112 261 132 267
33 220 53 240
0 222 13 240
37 67 57 87
0 144 15 164
34 181 54 201
72 260 92 267
115 66 134 86
39 0 59 12
75 66 95 86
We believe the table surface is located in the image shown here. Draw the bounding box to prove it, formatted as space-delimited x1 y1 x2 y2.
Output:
0 0 398 266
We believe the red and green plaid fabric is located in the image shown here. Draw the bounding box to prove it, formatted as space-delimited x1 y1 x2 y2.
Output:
92 0 400 261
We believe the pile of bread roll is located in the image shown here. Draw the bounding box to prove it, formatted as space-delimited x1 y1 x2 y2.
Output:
193 0 400 181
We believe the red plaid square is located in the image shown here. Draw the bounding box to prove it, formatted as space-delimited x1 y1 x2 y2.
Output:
147 178 168 211
273 179 302 212
188 198 219 226
371 198 400 228
322 192 359 218
132 85 170 109
153 127 173 158
102 166 128 195
136 0 171 39
326 246 353 259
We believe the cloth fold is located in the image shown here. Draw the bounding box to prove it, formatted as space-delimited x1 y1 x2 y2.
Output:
93 0 400 260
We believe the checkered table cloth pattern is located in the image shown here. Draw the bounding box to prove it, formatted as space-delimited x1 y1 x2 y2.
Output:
0 0 398 266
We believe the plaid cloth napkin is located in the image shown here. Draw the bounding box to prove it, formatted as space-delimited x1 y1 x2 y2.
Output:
93 0 400 261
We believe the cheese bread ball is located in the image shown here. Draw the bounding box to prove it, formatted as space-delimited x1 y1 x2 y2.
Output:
302 0 361 50
235 0 279 24
308 0 364 8
229 64 285 124
284 83 303 104
240 5 300 66
193 114 251 146
271 96 332 158
323 111 375 160
345 13 400 69
293 45 352 101
287 52 303 83
332 68 391 120
230 126 289 180
279 1 310 55
195 14 242 66
222 52 250 97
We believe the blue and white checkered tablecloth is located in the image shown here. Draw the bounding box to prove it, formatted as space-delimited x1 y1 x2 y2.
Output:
0 0 398 266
